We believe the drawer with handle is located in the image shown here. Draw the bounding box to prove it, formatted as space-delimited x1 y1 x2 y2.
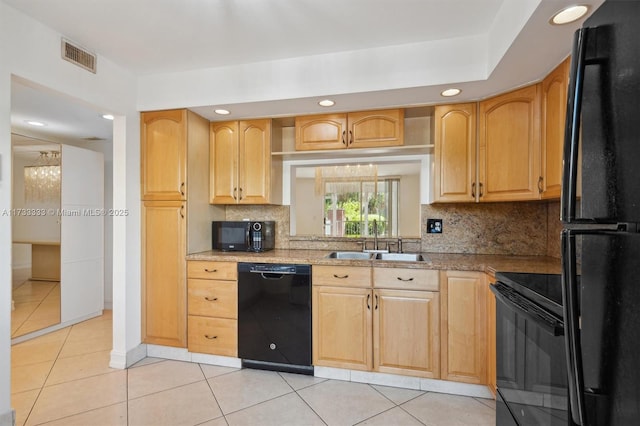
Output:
373 267 439 291
312 265 371 288
187 315 237 357
187 261 237 280
187 279 237 319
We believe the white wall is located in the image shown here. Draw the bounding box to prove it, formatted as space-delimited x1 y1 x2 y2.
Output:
294 178 323 235
399 173 421 237
0 2 140 421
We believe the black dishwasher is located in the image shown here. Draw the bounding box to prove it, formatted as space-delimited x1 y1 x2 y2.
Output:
237 262 312 375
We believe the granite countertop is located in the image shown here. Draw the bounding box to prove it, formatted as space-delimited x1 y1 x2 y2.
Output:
186 249 561 277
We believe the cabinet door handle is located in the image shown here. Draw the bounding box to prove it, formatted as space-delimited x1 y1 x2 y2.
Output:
349 130 353 145
233 187 237 200
204 268 218 273
479 182 484 197
374 294 378 310
204 335 218 340
239 187 243 200
180 182 185 196
204 296 218 301
180 205 185 219
396 277 415 282
471 182 476 198
341 130 346 145
367 293 371 310
538 176 544 194
333 274 349 279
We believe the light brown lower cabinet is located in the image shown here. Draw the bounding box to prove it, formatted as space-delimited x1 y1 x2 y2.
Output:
486 274 497 396
141 200 187 348
374 289 440 378
186 261 238 357
440 270 487 385
312 266 441 378
312 285 373 371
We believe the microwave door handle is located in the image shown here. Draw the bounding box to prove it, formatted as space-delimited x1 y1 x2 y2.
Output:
562 28 589 223
562 229 587 425
245 223 252 248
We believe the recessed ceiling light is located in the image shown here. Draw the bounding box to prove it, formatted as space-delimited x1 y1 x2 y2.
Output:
26 120 45 127
214 109 230 115
550 5 589 25
102 114 114 120
441 88 461 97
318 99 335 107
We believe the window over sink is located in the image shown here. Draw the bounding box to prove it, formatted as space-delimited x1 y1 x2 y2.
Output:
285 155 428 238
323 178 399 238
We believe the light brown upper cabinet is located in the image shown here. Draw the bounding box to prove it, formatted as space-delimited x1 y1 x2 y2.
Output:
540 57 570 199
141 109 187 200
478 84 541 202
433 103 477 202
210 119 272 204
295 109 404 151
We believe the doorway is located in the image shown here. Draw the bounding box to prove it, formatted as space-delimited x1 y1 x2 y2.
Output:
10 76 113 342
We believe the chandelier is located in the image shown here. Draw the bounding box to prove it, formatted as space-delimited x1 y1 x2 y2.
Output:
24 151 61 205
315 164 378 195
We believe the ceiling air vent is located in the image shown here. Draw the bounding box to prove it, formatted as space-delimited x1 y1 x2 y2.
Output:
61 38 97 73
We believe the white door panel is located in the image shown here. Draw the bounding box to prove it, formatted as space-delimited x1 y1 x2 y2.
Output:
60 145 104 323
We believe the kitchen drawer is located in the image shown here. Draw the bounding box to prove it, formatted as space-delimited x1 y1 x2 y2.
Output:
188 279 237 319
187 260 237 280
188 315 237 357
312 265 371 288
373 267 439 291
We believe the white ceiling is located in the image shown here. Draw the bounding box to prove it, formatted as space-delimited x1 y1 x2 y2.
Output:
6 0 604 144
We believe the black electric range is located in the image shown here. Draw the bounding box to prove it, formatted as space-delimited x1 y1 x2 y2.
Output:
492 272 574 426
495 271 564 314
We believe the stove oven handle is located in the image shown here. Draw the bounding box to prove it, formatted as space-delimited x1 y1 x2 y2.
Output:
489 283 563 337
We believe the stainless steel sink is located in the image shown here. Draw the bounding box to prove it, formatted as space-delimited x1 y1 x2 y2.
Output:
374 253 426 262
325 251 373 260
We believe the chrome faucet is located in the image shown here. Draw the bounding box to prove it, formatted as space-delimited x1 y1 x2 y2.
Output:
373 219 378 250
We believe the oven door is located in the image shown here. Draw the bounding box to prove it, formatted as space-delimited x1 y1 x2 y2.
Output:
491 282 573 425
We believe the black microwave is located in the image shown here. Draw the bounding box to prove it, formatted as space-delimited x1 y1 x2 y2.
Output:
212 221 275 252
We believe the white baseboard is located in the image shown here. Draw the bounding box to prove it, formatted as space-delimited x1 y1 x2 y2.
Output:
109 344 147 369
314 366 493 399
0 409 15 426
142 346 493 400
144 345 242 368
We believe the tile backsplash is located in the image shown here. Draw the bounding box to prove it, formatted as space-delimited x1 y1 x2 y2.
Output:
225 201 562 258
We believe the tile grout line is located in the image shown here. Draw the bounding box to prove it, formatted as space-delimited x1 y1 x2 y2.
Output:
352 383 428 426
277 371 329 426
199 364 229 426
12 281 56 338
21 324 72 426
126 366 129 426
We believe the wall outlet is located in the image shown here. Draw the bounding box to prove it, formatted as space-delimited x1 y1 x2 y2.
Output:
427 219 443 234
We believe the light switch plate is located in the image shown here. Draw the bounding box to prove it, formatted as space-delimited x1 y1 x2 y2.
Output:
427 219 443 233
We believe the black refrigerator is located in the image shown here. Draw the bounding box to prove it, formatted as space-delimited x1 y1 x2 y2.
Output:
561 0 640 425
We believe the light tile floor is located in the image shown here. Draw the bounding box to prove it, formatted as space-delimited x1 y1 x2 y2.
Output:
12 267 61 337
11 311 496 425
